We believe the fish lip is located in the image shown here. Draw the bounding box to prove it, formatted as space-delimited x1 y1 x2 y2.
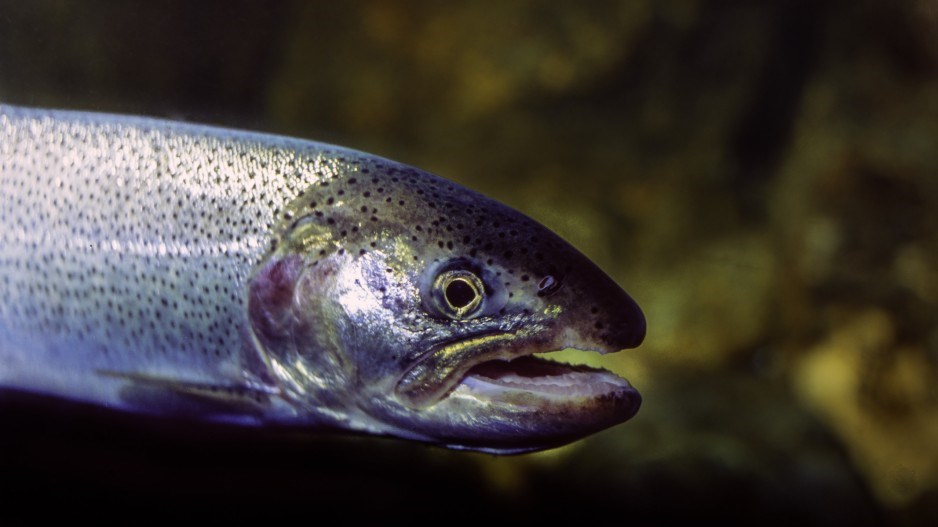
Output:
394 327 634 408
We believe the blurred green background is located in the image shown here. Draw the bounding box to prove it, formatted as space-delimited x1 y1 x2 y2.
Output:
2 1 937 524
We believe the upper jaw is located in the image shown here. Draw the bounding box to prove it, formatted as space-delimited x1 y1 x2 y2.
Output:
394 330 535 407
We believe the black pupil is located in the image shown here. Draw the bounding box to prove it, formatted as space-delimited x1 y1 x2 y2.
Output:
445 278 477 308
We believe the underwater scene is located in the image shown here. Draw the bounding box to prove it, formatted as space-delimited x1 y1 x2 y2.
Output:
1 1 936 524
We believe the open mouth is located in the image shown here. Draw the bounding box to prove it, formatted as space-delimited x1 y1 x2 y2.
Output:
458 353 633 399
395 331 635 406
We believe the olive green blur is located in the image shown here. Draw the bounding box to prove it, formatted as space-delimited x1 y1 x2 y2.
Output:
1 1 935 524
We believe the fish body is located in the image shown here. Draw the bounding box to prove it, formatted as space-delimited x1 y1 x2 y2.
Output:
0 105 644 453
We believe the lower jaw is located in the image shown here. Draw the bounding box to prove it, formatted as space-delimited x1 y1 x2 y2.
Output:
377 364 642 454
432 379 642 453
447 360 642 430
392 344 641 445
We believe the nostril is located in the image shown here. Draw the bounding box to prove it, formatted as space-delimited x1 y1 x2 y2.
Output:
536 275 561 296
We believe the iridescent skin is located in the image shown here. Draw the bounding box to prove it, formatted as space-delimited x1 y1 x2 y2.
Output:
0 105 644 453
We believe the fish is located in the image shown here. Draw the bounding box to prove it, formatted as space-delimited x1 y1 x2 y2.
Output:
0 104 645 454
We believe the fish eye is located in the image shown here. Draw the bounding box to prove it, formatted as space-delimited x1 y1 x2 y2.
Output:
434 269 484 319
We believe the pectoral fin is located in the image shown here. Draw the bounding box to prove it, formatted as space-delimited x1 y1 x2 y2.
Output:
97 370 276 419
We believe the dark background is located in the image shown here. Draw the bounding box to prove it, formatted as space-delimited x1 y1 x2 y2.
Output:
2 1 937 524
